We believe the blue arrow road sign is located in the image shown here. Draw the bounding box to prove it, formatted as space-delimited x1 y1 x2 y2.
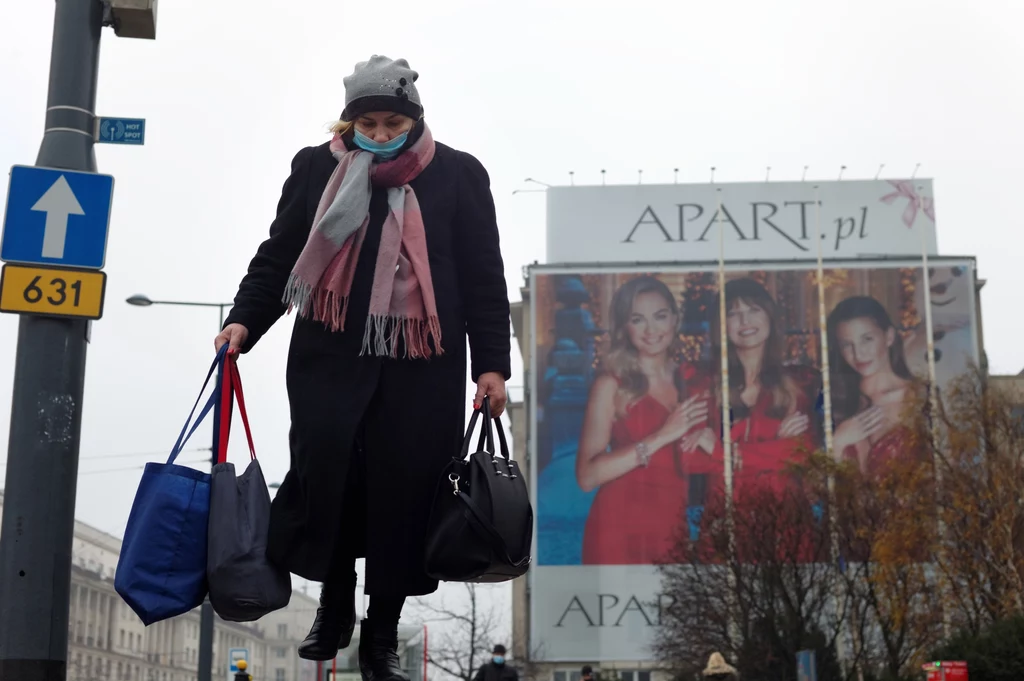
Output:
97 117 145 145
1 165 114 269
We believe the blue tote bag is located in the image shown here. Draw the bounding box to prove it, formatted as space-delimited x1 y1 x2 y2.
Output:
114 346 227 625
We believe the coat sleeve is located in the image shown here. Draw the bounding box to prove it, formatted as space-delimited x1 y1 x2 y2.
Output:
223 146 316 352
454 151 512 382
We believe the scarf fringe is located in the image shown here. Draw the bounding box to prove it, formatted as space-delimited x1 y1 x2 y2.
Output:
282 274 315 317
359 314 443 359
284 274 352 332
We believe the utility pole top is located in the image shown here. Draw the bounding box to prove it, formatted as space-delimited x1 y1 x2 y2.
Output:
105 0 158 40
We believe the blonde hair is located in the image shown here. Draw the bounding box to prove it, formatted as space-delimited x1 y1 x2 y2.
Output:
328 111 422 136
329 119 354 136
603 276 683 413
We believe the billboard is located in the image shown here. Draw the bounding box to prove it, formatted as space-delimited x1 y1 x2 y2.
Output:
527 258 978 662
546 180 937 264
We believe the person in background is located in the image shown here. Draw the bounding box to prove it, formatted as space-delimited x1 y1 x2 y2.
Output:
216 55 511 681
581 664 595 681
473 645 519 681
702 652 739 680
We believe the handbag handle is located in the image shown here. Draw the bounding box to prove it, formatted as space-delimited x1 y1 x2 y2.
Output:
460 397 496 461
471 397 513 461
166 345 228 465
215 356 257 464
462 399 512 462
492 409 511 461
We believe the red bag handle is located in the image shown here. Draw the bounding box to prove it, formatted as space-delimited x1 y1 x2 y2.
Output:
216 356 256 464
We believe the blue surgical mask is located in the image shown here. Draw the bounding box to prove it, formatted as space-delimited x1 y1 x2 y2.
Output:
353 130 409 160
493 656 505 665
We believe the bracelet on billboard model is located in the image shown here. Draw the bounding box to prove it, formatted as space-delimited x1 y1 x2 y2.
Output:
635 441 651 468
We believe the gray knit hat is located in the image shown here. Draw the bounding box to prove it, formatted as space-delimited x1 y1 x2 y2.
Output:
341 55 422 121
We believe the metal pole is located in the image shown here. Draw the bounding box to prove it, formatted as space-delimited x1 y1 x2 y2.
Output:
0 0 100 679
198 599 215 681
199 310 226 681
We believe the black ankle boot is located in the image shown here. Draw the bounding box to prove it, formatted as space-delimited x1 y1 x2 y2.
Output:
358 618 411 681
297 581 357 661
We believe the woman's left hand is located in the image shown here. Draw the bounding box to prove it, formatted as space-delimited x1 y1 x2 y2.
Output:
474 372 508 417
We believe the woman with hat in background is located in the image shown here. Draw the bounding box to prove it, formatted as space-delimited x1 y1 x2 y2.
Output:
215 55 511 681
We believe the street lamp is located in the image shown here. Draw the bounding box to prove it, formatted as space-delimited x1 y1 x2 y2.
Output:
125 293 233 681
126 293 233 328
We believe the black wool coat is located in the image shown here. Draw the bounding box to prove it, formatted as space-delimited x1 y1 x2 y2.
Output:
224 135 512 596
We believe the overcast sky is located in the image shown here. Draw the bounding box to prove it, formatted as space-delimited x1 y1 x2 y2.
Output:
1 0 1022 639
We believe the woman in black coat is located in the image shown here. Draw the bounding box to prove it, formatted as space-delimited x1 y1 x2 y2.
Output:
215 56 511 681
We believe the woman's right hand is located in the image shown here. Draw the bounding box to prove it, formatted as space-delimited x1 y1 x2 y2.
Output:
680 427 717 455
656 394 709 445
214 323 249 356
777 412 810 439
833 406 884 451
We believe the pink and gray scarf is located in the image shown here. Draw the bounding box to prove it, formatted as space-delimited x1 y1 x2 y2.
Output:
282 125 442 359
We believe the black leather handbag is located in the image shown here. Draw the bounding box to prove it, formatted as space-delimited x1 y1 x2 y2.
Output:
424 397 533 583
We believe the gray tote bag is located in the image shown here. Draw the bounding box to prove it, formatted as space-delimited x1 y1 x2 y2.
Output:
207 359 291 622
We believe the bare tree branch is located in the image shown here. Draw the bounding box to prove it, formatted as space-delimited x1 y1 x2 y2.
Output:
413 584 506 681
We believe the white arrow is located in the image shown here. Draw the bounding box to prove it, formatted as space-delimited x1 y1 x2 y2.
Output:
31 175 85 259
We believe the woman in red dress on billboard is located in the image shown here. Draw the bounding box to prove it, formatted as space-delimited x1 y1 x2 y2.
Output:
576 276 709 565
827 295 926 475
677 278 821 498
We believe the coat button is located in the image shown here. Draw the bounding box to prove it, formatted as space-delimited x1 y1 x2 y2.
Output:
396 87 404 96
399 77 407 86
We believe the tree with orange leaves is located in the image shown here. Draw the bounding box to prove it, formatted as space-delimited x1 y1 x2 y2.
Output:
926 369 1024 635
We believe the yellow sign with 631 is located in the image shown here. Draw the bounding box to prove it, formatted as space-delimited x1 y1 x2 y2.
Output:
0 264 106 320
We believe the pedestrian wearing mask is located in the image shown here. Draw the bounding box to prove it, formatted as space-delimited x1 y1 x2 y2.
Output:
473 645 519 681
215 55 511 681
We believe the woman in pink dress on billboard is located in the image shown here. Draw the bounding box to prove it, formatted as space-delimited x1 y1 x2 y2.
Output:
827 295 926 475
576 276 708 565
677 278 821 498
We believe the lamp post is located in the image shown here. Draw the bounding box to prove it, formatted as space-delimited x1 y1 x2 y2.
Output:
125 294 232 329
125 293 232 681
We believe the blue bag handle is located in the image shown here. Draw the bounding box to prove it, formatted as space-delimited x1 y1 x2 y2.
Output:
166 345 228 465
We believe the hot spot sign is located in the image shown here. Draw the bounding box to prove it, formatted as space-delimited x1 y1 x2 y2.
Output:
922 660 968 680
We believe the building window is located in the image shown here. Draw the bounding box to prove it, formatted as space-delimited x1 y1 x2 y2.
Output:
619 672 651 681
553 671 582 681
275 647 287 658
275 670 286 681
277 624 287 638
